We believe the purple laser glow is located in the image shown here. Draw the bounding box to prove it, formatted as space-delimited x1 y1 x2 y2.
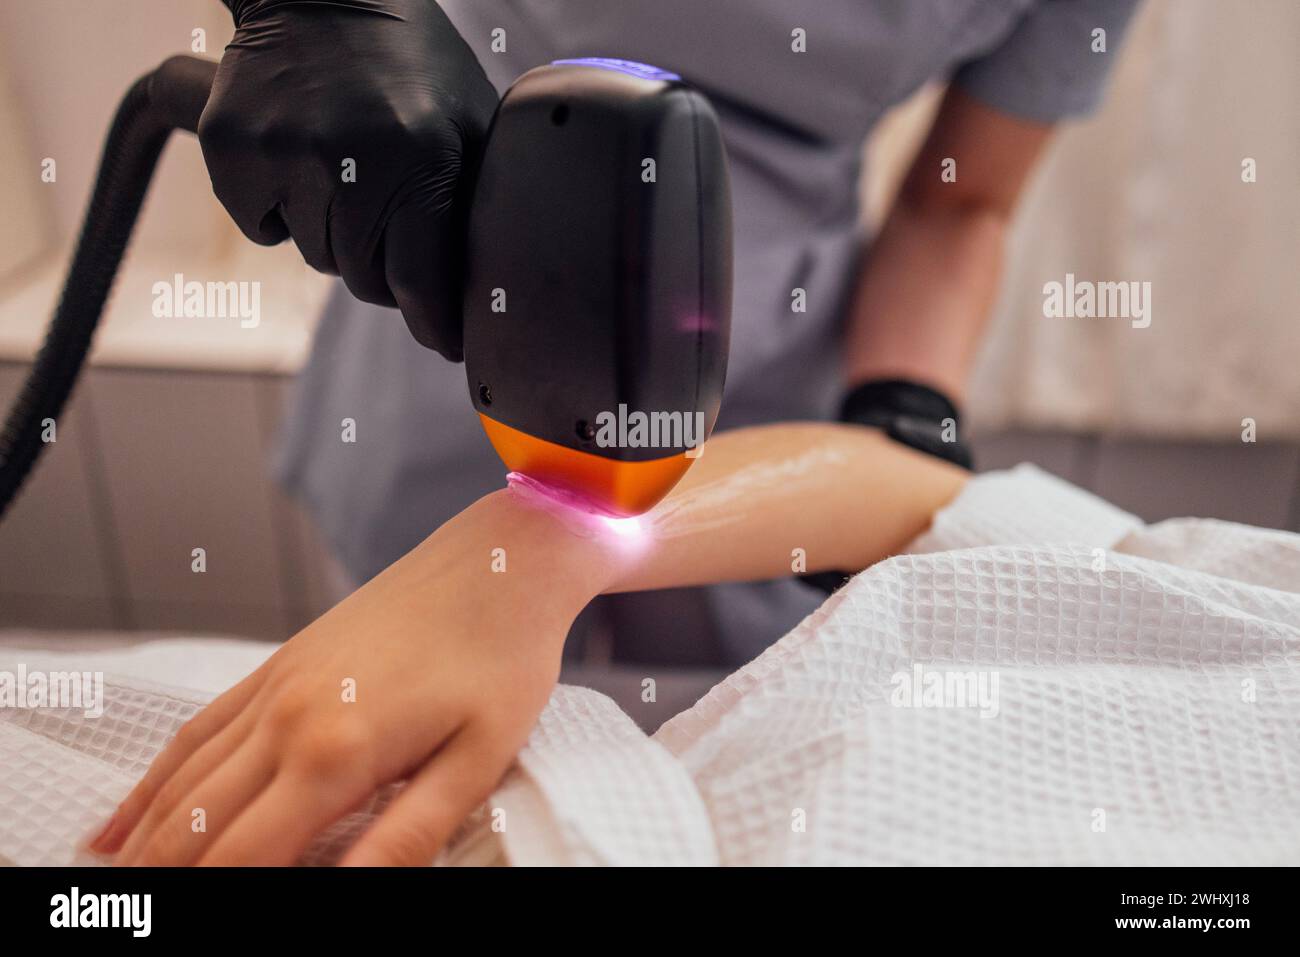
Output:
551 58 682 83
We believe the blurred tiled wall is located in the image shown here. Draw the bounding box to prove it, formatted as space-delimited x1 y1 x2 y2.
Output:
0 363 335 639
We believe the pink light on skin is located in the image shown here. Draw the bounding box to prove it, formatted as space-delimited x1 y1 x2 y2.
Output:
599 515 644 537
505 472 651 548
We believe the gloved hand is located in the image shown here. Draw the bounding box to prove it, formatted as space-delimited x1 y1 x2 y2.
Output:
201 0 499 359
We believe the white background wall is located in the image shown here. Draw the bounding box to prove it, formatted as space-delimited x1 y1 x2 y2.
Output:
0 0 234 262
967 0 1300 439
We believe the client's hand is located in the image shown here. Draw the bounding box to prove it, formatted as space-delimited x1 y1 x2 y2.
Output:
87 422 964 866
91 490 615 866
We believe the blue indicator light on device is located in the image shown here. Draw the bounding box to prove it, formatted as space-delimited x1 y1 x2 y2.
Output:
551 58 681 83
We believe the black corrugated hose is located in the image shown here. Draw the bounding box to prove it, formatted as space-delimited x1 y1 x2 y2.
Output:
0 55 217 520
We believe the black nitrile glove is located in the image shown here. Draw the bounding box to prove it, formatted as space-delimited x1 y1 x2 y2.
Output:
800 378 973 594
201 0 498 359
838 379 973 470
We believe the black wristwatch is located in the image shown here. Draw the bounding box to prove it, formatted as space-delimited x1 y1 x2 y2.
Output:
839 378 973 469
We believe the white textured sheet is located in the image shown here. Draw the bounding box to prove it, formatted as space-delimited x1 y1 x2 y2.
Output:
2 465 1298 865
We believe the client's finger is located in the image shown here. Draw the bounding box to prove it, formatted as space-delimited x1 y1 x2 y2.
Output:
340 728 507 867
91 669 268 854
112 707 259 863
197 766 372 867
127 740 277 867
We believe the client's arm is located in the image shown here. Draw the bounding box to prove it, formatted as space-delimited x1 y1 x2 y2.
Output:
603 422 966 591
94 424 965 866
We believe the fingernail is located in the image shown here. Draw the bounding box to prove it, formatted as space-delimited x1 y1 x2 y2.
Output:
87 810 123 854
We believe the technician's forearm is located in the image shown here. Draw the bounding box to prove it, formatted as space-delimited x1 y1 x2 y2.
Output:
844 86 1053 401
843 196 1010 400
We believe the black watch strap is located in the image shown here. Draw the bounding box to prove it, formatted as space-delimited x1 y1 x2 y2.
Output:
839 379 973 469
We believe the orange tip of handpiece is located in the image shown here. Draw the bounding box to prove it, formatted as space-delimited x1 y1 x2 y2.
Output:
478 412 693 516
